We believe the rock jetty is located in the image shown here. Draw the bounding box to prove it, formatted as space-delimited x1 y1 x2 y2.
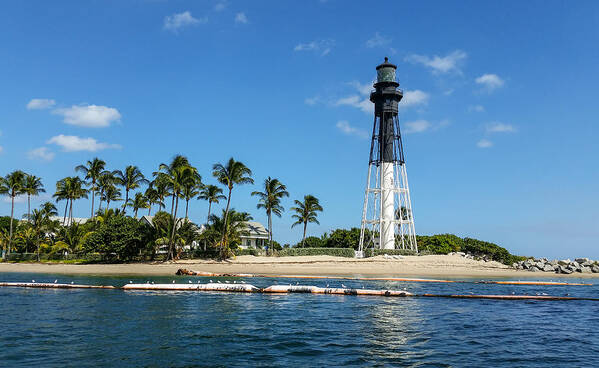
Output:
512 258 599 274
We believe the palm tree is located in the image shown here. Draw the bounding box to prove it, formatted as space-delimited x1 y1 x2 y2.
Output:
28 208 50 261
291 195 323 247
144 186 161 216
251 177 289 252
0 171 26 254
212 158 253 258
53 177 70 225
22 174 45 221
75 158 106 219
102 185 121 210
203 209 252 253
155 155 191 216
96 170 117 211
40 201 58 218
181 172 202 219
198 184 226 224
66 177 88 226
155 155 198 260
151 176 170 213
115 165 149 214
128 192 149 218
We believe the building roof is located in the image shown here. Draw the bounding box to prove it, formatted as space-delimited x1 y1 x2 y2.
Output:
49 216 90 225
240 221 269 239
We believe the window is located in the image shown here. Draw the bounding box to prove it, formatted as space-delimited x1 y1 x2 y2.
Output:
246 239 252 247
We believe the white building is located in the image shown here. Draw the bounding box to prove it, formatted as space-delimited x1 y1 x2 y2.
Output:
238 221 269 249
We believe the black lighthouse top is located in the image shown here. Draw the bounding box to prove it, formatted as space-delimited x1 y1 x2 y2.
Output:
375 57 398 85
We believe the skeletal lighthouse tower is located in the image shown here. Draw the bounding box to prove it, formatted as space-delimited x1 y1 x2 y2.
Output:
359 58 418 252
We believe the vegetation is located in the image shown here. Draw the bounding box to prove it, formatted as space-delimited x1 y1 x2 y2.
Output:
291 195 323 247
1 156 524 265
252 177 289 253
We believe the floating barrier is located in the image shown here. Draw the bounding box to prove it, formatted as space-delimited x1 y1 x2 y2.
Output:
175 269 592 286
1 281 598 301
0 282 116 289
123 282 259 292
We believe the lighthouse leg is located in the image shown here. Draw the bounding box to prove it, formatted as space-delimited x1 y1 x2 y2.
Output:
381 161 395 249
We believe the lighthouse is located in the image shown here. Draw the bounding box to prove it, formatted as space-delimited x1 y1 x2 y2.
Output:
359 58 417 252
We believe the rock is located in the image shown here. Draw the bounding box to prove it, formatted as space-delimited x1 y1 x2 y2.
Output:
549 260 558 266
582 261 592 267
543 264 555 272
580 266 592 273
592 266 599 273
562 267 573 274
512 263 518 268
456 252 465 256
559 259 571 265
529 266 538 272
575 258 589 264
535 261 545 269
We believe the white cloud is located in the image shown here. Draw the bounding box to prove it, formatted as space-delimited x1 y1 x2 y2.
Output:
47 134 121 152
52 104 121 128
468 105 485 112
235 12 248 24
294 39 334 56
28 147 55 161
486 122 516 133
366 32 391 48
304 96 320 106
402 90 429 108
405 50 467 74
27 98 56 110
163 11 206 32
214 1 227 11
335 95 372 114
477 139 493 148
336 120 368 139
475 73 504 91
349 81 373 96
404 120 432 134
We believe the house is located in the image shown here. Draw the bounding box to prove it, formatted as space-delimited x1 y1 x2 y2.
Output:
49 216 91 226
238 221 269 249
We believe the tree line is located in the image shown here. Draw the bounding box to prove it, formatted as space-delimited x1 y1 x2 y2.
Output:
0 156 323 260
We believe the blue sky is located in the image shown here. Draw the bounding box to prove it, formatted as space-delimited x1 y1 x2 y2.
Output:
1 1 598 258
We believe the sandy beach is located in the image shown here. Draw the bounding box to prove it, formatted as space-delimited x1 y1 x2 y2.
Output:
1 254 598 279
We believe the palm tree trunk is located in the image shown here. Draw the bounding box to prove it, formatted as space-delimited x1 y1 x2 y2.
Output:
69 199 74 226
168 195 180 261
148 206 152 216
98 189 104 211
220 188 233 258
36 234 40 262
8 195 15 254
62 201 68 226
135 208 139 218
27 194 31 221
123 189 129 214
90 187 95 219
268 212 274 255
185 198 189 219
302 222 307 248
207 201 212 224
106 199 110 210
170 195 175 216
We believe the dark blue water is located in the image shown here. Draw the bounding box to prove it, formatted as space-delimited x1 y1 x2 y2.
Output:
1 273 598 367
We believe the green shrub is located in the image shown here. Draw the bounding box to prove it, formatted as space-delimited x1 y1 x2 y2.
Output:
278 247 355 258
294 236 324 248
234 248 266 256
417 234 464 254
462 237 526 265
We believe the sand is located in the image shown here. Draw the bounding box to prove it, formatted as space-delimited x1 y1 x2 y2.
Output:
1 254 598 279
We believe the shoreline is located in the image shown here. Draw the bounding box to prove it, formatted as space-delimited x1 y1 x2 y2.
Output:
1 255 598 279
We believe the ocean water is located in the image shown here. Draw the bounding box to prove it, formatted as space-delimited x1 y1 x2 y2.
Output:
1 273 598 367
